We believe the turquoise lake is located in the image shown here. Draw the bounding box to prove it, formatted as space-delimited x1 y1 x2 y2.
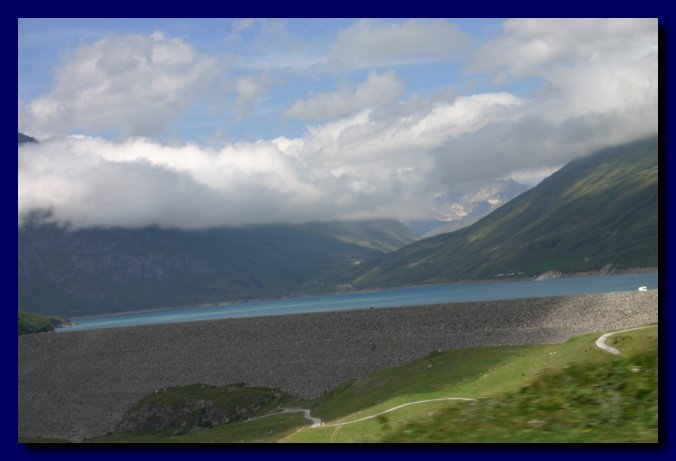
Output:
58 272 658 332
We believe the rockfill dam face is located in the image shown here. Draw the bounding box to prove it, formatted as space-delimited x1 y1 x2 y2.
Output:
19 291 658 441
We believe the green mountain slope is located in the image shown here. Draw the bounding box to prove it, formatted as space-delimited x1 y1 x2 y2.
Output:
18 219 415 317
18 311 67 335
344 136 658 289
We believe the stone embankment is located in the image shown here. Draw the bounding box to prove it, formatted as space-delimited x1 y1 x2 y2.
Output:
19 291 658 442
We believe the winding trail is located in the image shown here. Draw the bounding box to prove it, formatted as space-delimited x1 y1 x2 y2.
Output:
245 408 322 427
594 325 654 355
319 397 476 428
249 325 654 432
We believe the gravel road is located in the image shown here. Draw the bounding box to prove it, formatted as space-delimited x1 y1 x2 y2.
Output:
18 290 658 441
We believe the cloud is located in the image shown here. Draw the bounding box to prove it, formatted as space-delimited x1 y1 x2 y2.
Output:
333 19 470 66
285 70 404 121
469 18 657 81
234 73 269 117
19 136 322 229
18 19 658 230
430 103 658 191
225 18 267 43
18 32 219 138
468 19 658 129
223 19 471 74
18 92 524 229
436 18 659 184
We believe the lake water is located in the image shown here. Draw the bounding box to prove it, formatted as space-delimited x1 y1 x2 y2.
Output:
57 272 658 332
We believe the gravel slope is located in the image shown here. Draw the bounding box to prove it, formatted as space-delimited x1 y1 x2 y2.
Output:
19 291 658 441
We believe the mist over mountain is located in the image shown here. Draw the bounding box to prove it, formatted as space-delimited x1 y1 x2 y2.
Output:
341 135 658 289
17 134 658 316
18 217 415 317
405 179 531 237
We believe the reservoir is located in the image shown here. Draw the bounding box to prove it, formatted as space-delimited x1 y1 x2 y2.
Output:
58 272 658 332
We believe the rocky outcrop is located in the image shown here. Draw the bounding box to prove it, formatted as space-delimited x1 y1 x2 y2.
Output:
405 179 531 237
534 270 562 281
116 384 286 435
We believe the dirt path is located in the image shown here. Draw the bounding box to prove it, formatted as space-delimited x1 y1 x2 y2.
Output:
320 397 476 428
246 408 322 428
594 325 654 355
253 397 476 430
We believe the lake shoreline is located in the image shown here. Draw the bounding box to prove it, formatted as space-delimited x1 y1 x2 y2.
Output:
62 270 658 331
65 267 659 324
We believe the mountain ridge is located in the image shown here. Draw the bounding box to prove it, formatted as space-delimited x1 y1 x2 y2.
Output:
18 133 420 316
18 218 415 316
406 178 531 237
341 135 658 289
17 134 658 316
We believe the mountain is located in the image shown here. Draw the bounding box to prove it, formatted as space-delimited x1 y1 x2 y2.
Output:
405 179 531 237
342 136 658 289
18 219 416 317
18 133 37 144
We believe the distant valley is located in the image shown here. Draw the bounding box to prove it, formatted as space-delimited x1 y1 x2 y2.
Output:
17 134 658 318
18 217 415 316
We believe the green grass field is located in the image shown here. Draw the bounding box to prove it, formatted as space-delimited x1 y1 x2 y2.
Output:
24 325 655 444
283 325 657 442
383 348 657 442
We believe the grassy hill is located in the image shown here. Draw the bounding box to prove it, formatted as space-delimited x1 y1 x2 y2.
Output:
80 325 656 443
18 311 67 335
342 136 658 289
384 345 657 443
18 219 415 317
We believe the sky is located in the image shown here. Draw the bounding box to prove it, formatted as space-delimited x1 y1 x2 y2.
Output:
18 18 658 229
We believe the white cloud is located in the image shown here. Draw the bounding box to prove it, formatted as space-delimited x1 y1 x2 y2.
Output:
234 73 269 117
18 32 219 138
285 70 404 121
18 19 658 230
503 166 562 186
430 17 659 185
470 18 657 80
334 19 470 66
18 92 524 229
223 19 470 73
468 18 658 129
19 136 323 229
